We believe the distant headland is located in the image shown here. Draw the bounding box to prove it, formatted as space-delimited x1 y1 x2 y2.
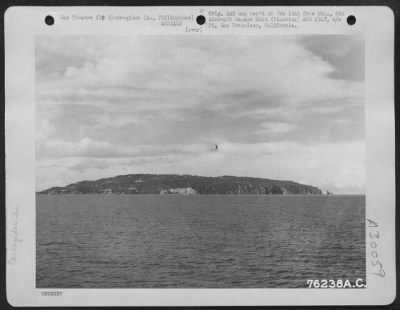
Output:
37 174 328 195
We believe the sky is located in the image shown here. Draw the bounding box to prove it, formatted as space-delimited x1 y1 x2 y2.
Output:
36 35 365 193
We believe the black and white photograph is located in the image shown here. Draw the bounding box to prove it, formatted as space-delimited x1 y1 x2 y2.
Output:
35 34 366 288
4 6 396 306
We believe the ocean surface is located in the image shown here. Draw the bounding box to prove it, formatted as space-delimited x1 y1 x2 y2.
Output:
36 195 365 288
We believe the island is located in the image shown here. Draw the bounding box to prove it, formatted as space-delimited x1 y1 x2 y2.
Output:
37 174 323 195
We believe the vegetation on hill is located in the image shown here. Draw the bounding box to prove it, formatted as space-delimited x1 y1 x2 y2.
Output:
38 174 323 195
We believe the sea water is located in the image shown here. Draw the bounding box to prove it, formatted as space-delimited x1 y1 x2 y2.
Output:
36 195 365 288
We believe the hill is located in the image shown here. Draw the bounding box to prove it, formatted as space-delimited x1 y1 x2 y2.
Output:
38 174 323 195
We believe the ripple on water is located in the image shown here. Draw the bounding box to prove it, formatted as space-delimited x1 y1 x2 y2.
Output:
36 195 366 288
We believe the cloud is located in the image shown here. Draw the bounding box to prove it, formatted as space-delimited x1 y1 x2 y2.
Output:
299 36 364 81
36 140 365 194
258 122 297 134
35 35 365 193
36 36 363 114
37 137 213 159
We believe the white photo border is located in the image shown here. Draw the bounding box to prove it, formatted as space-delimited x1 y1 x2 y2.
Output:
5 6 396 306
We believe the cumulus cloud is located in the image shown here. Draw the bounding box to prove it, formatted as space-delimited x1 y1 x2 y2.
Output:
37 140 365 194
36 35 365 193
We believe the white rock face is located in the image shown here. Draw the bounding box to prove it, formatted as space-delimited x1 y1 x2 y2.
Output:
160 187 197 195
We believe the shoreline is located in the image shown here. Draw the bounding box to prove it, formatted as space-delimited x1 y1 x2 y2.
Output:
36 193 366 197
